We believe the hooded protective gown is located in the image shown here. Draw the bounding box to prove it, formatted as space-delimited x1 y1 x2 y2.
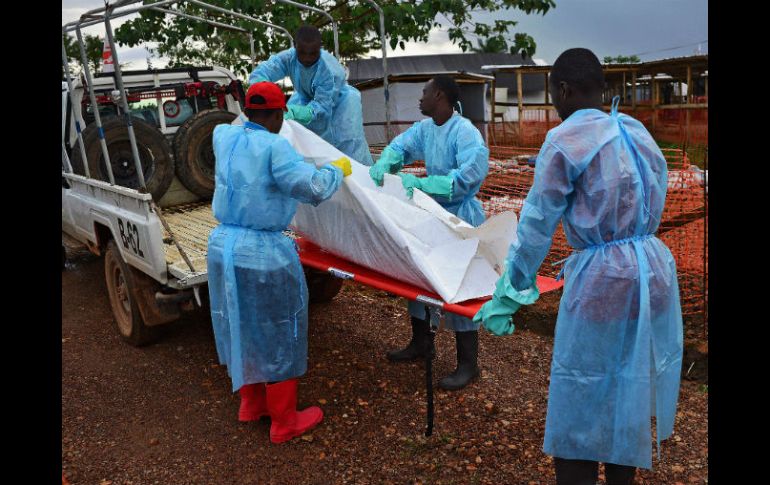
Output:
249 48 374 166
506 101 683 469
207 121 342 392
388 113 490 331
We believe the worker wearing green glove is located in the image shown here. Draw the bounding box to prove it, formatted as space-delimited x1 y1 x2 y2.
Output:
473 267 540 336
368 147 404 186
248 25 374 165
372 75 490 391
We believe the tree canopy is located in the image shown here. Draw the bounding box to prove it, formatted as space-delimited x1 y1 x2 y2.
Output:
114 0 555 77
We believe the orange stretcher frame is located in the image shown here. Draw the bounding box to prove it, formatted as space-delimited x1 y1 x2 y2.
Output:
296 238 564 318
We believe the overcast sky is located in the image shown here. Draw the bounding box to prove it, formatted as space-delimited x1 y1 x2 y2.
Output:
62 0 707 69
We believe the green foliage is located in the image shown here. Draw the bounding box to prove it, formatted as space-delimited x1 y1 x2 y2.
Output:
114 0 556 78
603 55 641 64
63 32 107 76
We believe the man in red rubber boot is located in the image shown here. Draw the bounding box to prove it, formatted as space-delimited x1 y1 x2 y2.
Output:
207 81 351 443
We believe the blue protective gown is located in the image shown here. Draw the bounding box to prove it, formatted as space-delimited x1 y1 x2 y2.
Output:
207 121 342 391
388 112 490 331
249 48 374 166
506 101 683 469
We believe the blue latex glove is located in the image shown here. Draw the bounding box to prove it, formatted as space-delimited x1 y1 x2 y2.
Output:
369 147 404 186
285 104 313 125
398 173 453 199
473 268 540 336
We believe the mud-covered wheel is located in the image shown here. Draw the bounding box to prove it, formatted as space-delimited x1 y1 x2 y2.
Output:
72 117 175 201
104 240 157 346
305 268 344 304
174 109 237 197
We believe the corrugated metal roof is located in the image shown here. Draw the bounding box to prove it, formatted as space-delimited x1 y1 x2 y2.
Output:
349 53 536 82
353 71 494 91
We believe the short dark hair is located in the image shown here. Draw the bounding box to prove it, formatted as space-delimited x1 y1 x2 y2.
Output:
244 93 281 119
550 48 605 95
295 25 322 45
431 75 460 108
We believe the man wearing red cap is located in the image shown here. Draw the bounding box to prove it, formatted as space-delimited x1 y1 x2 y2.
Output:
207 82 352 443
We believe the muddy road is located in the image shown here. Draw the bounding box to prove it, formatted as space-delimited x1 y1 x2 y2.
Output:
62 251 707 484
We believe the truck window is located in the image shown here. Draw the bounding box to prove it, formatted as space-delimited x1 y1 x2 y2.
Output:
128 99 161 126
160 97 195 127
83 102 119 125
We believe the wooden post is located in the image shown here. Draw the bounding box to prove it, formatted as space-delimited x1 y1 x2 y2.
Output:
632 70 637 112
651 73 657 133
490 76 496 145
622 72 626 105
517 69 523 145
544 72 550 126
686 65 692 147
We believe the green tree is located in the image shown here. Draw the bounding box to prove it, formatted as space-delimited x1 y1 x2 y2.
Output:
603 55 641 64
115 0 555 77
63 32 106 75
471 36 508 53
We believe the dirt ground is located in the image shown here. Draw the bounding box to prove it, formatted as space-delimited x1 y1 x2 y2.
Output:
62 251 708 485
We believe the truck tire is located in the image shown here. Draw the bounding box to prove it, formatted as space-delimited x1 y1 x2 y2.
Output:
174 109 237 198
72 117 175 201
305 268 344 304
104 240 157 346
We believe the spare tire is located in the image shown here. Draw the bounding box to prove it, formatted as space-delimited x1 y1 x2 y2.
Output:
69 113 118 176
71 117 175 201
174 109 237 198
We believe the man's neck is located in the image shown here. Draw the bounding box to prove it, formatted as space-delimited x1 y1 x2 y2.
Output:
561 100 603 120
431 108 454 126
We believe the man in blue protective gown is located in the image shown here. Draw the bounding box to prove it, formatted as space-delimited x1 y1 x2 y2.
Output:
369 75 490 390
249 25 374 166
474 49 684 483
207 81 352 444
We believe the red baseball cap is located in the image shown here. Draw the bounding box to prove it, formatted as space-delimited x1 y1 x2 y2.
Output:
244 81 288 111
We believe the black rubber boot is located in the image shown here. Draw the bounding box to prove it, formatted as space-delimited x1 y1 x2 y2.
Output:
386 317 431 362
438 330 480 390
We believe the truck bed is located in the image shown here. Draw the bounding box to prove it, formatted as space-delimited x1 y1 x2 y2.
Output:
161 202 217 281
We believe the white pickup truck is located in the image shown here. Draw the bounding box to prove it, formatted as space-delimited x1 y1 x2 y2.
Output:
62 66 341 346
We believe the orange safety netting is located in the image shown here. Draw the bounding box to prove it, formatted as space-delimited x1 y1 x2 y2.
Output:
369 142 707 335
487 107 708 165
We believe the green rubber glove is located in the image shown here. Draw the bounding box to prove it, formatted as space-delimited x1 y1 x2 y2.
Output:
285 104 313 125
475 299 520 336
368 147 404 186
473 268 540 336
398 173 454 199
396 173 417 198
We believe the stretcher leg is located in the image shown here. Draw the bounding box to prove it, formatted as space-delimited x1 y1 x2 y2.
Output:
425 308 436 437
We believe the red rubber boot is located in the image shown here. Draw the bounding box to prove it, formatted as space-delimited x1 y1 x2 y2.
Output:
265 379 323 443
238 383 269 422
